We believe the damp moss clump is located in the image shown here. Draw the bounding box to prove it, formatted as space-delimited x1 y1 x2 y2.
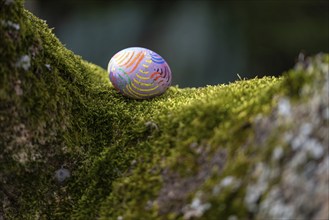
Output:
1 1 328 219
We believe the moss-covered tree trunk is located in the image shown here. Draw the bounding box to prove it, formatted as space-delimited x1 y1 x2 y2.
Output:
1 1 328 219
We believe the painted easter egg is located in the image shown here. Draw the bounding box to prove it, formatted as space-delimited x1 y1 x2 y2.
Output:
108 47 172 99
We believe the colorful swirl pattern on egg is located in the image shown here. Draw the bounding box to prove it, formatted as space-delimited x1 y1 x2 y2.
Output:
108 47 172 99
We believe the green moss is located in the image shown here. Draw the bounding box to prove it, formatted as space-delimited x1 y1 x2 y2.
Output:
1 1 328 219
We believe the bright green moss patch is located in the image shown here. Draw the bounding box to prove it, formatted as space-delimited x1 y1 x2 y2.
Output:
1 1 328 219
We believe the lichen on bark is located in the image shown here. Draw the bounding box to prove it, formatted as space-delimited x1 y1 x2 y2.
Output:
1 1 328 220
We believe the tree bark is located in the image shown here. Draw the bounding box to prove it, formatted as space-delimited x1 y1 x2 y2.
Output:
1 1 328 219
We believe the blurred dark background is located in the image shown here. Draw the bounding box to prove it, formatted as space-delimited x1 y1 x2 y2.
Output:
25 0 329 87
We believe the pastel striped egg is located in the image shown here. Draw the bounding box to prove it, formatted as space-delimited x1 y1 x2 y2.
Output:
108 47 172 99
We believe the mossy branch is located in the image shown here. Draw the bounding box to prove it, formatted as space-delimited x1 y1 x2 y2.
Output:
1 1 328 219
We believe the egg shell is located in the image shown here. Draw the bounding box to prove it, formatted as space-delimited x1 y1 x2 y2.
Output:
108 47 172 99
